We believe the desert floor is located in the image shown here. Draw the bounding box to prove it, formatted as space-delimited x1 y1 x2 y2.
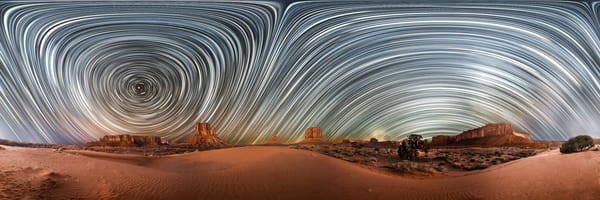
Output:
1 145 599 200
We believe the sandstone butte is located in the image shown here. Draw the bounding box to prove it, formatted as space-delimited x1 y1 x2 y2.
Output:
268 135 279 144
431 123 533 147
86 122 228 147
185 122 228 147
87 135 164 147
304 126 324 143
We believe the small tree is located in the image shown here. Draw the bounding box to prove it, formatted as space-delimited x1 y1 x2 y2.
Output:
560 135 594 154
397 134 430 160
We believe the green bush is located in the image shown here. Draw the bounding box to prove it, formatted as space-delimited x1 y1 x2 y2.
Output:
397 134 430 160
560 135 594 154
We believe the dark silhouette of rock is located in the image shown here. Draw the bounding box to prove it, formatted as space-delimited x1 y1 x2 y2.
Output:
87 135 163 147
187 123 227 147
304 126 324 143
431 123 532 147
370 138 378 143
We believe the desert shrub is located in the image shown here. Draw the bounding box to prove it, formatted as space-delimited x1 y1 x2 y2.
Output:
560 135 594 154
434 165 447 172
367 157 378 163
397 134 430 160
390 161 431 172
474 164 489 170
390 162 416 172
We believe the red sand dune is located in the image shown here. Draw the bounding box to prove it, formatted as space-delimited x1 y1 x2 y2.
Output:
1 145 599 199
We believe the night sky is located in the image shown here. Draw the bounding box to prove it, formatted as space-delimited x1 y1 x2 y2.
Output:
2 1 600 144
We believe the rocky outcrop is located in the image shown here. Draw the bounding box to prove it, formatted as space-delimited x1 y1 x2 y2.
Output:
304 126 324 143
87 135 164 147
431 135 456 145
268 135 279 144
370 138 378 143
186 123 227 147
431 123 532 147
0 139 63 149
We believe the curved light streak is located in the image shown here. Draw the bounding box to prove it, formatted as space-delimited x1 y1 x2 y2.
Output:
1 1 600 144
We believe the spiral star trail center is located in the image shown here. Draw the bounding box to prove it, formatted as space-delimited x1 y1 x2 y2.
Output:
1 1 600 144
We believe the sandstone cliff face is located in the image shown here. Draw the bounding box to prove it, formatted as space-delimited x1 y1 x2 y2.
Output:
186 123 227 147
304 126 324 143
512 131 531 140
88 135 163 147
430 135 456 145
431 123 532 146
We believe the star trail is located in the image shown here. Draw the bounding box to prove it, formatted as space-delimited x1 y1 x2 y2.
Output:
2 1 600 144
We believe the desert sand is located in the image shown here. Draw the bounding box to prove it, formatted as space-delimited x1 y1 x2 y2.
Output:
1 145 599 200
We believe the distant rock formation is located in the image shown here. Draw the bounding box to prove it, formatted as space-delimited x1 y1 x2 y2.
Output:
186 123 227 147
0 139 64 149
87 135 164 147
268 135 279 144
370 138 378 143
304 126 324 143
431 123 532 147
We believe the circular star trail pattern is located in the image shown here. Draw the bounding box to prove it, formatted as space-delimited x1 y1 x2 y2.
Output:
1 1 600 144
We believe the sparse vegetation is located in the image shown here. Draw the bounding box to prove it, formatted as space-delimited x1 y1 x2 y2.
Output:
474 164 489 170
397 134 430 160
292 140 542 175
560 135 594 154
389 161 432 173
